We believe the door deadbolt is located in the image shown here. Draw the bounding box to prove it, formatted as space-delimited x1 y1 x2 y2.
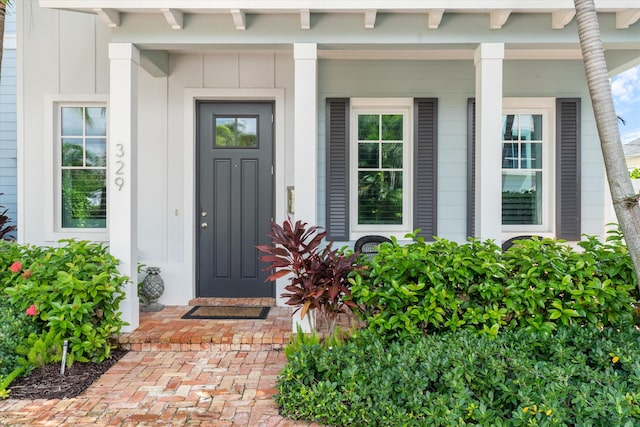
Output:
201 222 208 229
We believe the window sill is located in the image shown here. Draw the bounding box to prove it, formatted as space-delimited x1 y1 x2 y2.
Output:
45 229 109 242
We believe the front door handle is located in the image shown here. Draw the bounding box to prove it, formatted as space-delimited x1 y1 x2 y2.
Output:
201 222 208 229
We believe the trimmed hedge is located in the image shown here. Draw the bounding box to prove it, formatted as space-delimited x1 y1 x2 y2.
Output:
350 230 638 340
277 326 640 426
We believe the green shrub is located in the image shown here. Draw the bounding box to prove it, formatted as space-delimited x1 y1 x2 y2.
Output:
277 326 640 426
350 230 639 340
501 232 637 333
0 300 39 377
2 240 128 362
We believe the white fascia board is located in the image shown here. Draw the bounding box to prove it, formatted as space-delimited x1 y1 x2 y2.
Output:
161 8 183 30
39 1 640 13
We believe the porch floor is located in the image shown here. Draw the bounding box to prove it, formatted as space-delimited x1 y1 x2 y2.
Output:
0 305 355 426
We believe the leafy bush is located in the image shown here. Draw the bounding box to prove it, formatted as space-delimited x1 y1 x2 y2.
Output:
0 300 39 378
277 326 640 426
351 230 639 340
0 193 16 241
2 240 128 363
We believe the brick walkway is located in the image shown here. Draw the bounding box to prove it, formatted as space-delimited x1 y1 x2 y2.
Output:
0 305 328 427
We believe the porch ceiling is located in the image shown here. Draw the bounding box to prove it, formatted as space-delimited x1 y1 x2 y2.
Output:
39 1 640 31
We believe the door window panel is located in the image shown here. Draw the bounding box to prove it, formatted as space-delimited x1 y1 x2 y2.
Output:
214 117 258 148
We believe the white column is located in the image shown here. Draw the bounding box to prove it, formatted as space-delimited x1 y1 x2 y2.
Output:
293 43 318 225
109 43 139 332
292 43 318 332
474 43 504 243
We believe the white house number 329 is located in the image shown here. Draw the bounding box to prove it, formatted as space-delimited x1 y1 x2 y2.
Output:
114 144 125 191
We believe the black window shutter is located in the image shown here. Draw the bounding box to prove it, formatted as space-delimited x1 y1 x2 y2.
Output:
414 98 438 241
466 98 476 238
325 98 350 240
556 98 581 240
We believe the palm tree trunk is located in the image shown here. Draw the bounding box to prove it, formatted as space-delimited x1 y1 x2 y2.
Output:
574 0 640 290
0 1 5 72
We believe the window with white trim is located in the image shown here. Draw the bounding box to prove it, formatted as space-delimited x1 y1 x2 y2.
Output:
58 105 107 229
501 99 554 233
350 98 412 236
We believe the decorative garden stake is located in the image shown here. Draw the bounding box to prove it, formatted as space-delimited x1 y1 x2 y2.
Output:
60 340 68 376
140 267 165 312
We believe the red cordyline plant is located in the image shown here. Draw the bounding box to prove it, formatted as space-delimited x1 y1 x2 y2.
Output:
256 218 361 332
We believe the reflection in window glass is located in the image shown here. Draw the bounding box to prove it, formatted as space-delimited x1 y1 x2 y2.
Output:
501 113 544 226
85 107 107 136
356 113 404 225
60 106 107 229
358 115 379 141
215 117 258 148
381 143 403 168
358 171 403 224
502 115 519 141
381 114 403 140
520 115 543 141
502 171 542 225
520 143 542 169
358 143 378 168
62 139 84 167
61 108 84 136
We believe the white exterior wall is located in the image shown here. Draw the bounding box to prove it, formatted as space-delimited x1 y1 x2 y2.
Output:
18 4 110 244
18 4 297 305
136 52 295 305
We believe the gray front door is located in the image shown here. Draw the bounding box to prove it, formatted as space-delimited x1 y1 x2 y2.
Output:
196 101 274 297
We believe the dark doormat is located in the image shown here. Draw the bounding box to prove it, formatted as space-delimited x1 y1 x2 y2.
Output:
182 306 270 320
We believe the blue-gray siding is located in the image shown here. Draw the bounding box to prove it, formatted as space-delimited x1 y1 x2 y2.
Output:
0 9 16 233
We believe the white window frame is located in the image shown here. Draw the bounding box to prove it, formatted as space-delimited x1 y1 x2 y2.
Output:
45 94 109 241
349 98 413 240
501 98 555 238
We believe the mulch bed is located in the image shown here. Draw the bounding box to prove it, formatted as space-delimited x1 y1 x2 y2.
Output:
7 348 128 400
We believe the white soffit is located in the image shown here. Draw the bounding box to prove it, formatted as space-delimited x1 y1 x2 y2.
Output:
41 1 640 31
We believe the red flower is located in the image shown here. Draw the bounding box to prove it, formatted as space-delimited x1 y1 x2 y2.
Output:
25 304 37 317
9 261 22 273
